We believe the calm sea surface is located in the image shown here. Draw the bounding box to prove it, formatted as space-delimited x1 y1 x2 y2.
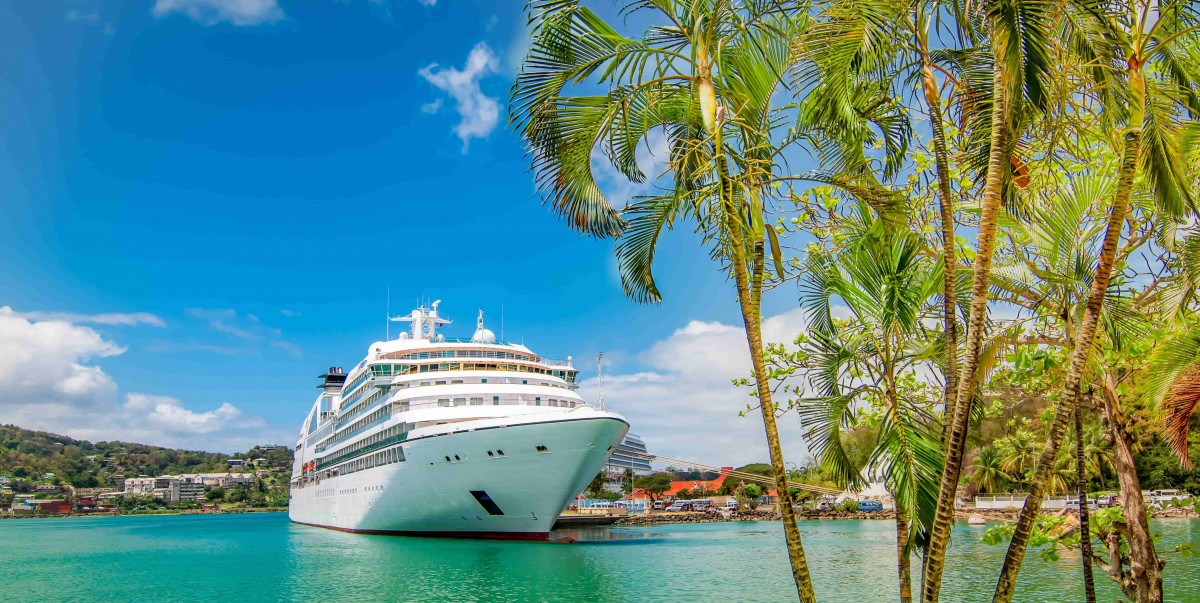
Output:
1 513 1197 602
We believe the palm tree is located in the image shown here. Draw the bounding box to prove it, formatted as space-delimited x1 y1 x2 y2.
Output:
1148 330 1200 466
994 3 1198 599
509 3 864 600
998 430 1038 490
793 204 944 602
969 446 1009 494
1074 405 1097 603
921 0 1057 594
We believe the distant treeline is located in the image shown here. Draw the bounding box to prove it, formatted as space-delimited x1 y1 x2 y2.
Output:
0 424 292 489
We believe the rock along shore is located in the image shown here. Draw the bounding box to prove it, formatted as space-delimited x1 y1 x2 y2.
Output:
611 506 1197 527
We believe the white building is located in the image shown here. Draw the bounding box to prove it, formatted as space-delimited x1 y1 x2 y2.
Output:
124 477 156 496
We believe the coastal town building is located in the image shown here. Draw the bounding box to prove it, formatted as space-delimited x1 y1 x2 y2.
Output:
664 467 734 497
13 499 71 514
155 476 205 503
124 477 156 496
68 486 119 499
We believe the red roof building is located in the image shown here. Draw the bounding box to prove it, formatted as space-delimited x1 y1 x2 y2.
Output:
664 467 734 496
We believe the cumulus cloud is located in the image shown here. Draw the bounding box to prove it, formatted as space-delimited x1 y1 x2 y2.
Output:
125 393 259 435
578 308 815 467
0 309 282 451
152 0 284 26
419 43 501 153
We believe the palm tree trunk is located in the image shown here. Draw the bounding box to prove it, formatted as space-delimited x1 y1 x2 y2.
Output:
716 123 816 603
1100 373 1164 602
734 242 817 602
991 130 1141 603
1075 401 1097 603
921 55 1008 603
918 25 959 443
896 503 913 603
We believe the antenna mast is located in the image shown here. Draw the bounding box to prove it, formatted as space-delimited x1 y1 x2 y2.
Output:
597 352 605 411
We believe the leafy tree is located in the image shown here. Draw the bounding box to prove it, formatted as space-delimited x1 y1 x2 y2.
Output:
633 473 673 502
584 471 608 499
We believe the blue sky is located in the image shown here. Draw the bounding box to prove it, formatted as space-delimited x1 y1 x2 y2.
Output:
0 0 813 466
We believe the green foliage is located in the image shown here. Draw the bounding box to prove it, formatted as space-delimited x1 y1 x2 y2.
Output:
634 473 673 500
720 464 772 493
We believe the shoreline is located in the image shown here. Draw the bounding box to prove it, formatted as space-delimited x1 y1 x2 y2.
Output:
0 507 287 520
3 505 1194 525
611 505 1200 527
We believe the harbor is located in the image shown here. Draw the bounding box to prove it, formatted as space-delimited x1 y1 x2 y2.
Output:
2 512 1198 602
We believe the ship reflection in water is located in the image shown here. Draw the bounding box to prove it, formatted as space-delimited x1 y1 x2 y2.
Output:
549 526 669 544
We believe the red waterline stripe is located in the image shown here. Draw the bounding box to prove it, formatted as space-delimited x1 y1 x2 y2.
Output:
291 520 549 541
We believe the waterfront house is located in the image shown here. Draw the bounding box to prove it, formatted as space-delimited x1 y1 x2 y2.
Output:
16 499 72 514
35 483 60 493
663 467 734 499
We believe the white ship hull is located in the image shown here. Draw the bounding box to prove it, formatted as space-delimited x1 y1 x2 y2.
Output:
289 414 628 539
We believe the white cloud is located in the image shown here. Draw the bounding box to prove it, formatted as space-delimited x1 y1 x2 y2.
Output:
419 43 501 153
152 0 284 26
417 0 437 6
187 308 298 355
0 309 283 451
9 309 165 327
579 308 815 467
125 393 257 435
66 9 101 22
421 98 443 114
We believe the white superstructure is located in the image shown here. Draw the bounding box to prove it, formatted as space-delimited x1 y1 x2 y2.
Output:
289 302 629 539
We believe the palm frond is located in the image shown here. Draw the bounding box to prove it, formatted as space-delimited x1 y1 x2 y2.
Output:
1146 331 1200 467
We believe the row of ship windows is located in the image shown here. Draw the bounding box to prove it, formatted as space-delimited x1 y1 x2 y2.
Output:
337 446 405 476
323 392 580 452
320 405 392 451
319 423 414 466
394 377 564 389
431 396 576 408
294 446 405 489
384 349 541 361
368 362 577 383
336 388 385 426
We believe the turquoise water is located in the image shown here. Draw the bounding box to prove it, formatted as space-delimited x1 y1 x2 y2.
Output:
1 514 1197 601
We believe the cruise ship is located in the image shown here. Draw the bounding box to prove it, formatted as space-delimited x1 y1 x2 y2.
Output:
289 302 629 539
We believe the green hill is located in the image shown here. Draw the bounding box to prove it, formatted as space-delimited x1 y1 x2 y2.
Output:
0 424 292 490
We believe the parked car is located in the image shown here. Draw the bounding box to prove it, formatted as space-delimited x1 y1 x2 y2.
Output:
857 500 884 512
665 501 693 512
722 500 739 510
1065 498 1098 511
816 501 835 511
652 500 665 510
691 499 714 511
